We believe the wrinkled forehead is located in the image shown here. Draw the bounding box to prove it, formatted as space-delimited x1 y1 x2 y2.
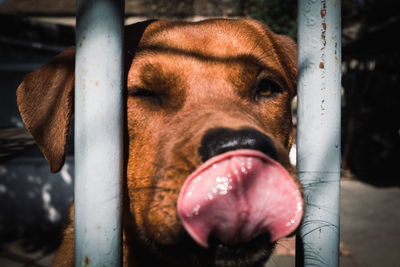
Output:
134 19 279 67
126 19 297 93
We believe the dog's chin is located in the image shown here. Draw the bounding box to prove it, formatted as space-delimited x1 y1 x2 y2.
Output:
206 234 274 267
148 233 274 267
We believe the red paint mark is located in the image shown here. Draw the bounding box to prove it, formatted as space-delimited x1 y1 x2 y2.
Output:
321 9 326 18
321 0 327 18
321 1 327 19
319 62 325 69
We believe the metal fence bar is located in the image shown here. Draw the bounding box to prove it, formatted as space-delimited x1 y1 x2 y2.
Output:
296 0 341 266
75 0 124 266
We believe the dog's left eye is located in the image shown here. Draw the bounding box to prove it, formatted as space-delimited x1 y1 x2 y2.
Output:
130 88 161 103
131 89 157 98
254 79 282 99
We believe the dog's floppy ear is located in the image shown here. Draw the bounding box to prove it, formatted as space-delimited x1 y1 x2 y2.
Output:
17 47 75 173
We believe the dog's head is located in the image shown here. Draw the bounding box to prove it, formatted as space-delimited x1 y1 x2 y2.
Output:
17 19 302 267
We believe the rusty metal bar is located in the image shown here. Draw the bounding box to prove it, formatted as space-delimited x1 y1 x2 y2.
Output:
75 0 124 266
296 0 342 266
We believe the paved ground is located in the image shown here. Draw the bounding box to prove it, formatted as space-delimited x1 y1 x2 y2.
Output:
1 179 399 266
266 179 400 267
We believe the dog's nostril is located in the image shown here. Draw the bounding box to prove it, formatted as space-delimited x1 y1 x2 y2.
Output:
198 128 278 162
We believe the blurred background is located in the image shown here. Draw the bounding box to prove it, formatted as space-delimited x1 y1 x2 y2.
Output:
0 0 399 266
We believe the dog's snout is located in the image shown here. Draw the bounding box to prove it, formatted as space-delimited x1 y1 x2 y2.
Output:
198 128 278 162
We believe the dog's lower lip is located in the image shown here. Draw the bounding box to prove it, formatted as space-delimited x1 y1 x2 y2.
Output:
208 234 273 267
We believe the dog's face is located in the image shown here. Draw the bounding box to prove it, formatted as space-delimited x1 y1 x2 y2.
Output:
124 20 301 266
16 19 302 267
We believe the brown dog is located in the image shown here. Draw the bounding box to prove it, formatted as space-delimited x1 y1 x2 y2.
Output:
17 19 303 267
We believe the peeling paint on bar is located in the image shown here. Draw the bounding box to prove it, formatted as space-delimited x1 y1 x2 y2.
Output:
74 0 124 266
296 0 341 267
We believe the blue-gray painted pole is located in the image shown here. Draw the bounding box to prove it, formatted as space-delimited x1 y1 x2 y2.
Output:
75 0 124 266
296 0 341 267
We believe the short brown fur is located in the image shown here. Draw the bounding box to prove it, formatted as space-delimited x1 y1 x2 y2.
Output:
17 19 298 267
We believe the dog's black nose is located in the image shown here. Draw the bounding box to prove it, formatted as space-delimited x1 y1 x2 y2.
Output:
198 128 278 162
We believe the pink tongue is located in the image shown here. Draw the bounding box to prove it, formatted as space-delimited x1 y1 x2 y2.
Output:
177 149 303 248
